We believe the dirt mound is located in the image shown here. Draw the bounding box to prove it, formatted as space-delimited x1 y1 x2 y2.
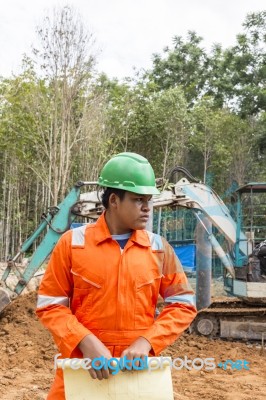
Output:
163 335 266 400
0 292 265 400
0 292 56 400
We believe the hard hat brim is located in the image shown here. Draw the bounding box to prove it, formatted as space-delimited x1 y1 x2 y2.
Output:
98 182 160 195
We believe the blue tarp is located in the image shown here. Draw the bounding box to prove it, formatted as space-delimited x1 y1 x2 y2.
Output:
70 223 84 229
172 244 196 272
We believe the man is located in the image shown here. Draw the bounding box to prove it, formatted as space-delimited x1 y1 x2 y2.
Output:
36 152 197 399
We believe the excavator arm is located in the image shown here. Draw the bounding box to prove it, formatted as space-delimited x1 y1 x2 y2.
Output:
0 181 103 312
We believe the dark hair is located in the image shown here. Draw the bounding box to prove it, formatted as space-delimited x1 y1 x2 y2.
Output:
101 188 126 209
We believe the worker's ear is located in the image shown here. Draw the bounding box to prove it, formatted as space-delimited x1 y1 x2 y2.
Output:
108 193 119 209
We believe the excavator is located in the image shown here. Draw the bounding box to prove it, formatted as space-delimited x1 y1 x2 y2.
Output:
1 169 266 340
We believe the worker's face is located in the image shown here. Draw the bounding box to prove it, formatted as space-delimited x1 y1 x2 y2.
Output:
110 192 152 230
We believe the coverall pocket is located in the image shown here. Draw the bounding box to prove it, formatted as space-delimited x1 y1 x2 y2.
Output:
71 268 104 289
134 270 162 329
71 269 104 314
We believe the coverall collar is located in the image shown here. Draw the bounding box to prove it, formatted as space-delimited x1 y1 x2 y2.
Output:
94 212 150 248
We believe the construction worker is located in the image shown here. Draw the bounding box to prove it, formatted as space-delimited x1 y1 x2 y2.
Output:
36 152 197 399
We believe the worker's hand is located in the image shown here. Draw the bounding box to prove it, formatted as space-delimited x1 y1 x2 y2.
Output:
120 336 152 370
78 334 112 380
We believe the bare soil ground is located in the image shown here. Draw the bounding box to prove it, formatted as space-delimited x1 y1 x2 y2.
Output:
0 291 265 400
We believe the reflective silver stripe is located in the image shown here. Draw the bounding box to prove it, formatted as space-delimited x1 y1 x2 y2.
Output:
37 295 69 308
71 224 87 246
146 231 164 250
164 293 196 307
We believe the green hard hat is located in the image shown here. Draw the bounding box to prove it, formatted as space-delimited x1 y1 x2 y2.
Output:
98 152 160 195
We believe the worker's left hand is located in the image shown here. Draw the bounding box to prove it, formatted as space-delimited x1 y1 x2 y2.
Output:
120 336 152 369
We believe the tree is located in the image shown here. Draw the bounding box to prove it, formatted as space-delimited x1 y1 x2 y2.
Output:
149 87 189 178
30 5 96 204
189 97 224 183
189 97 255 189
0 6 109 258
205 11 266 116
146 11 266 117
147 31 209 106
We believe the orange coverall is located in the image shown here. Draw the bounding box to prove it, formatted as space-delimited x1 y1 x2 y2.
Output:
36 213 197 399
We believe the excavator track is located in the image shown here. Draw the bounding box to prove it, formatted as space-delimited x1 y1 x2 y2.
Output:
191 297 266 340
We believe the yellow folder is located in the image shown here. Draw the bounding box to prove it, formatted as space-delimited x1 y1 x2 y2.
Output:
57 357 174 400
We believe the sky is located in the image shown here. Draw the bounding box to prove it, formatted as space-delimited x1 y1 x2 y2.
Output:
0 0 265 80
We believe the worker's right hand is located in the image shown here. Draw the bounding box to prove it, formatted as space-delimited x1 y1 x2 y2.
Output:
78 334 112 380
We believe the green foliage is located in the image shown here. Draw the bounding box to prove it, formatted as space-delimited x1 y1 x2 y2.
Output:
147 31 208 106
147 11 266 117
147 87 189 177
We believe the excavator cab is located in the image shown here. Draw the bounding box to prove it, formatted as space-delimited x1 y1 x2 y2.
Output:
235 182 266 267
224 183 266 303
195 183 266 340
